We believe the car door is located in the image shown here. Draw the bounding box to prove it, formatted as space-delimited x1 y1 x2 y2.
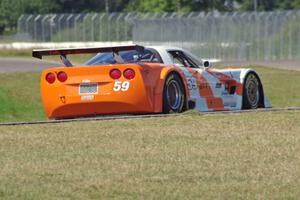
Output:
167 50 224 111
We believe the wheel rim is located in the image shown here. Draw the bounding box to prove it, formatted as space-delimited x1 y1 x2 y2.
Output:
166 80 181 110
246 75 259 107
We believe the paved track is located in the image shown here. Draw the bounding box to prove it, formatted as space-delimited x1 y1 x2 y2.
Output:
220 60 300 71
0 57 59 73
0 57 299 73
0 107 299 127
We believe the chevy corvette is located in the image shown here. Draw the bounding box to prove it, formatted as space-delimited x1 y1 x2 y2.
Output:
32 45 271 119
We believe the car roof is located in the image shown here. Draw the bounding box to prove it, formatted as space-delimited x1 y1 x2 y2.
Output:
145 45 203 66
147 46 185 52
145 46 185 65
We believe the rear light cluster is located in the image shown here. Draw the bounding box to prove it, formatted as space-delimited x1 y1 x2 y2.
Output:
46 71 68 84
110 68 135 80
110 69 121 79
46 73 56 84
46 68 135 84
124 69 135 79
57 72 68 82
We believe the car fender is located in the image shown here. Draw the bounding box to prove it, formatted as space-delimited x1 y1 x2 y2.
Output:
152 66 189 112
239 68 271 108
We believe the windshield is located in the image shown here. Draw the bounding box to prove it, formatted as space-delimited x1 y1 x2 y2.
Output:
85 48 162 66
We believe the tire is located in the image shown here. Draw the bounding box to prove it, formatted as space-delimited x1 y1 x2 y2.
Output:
162 73 185 113
242 72 263 109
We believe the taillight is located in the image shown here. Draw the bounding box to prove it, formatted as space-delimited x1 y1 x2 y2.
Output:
57 71 68 82
110 69 121 79
46 73 56 84
124 69 135 79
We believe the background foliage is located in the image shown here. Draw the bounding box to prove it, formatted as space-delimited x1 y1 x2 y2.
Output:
0 0 300 34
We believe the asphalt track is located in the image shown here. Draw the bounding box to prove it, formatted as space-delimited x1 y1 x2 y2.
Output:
0 57 59 73
0 107 299 126
0 57 299 73
220 60 300 71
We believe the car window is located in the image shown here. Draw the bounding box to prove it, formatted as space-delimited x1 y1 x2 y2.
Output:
85 48 162 66
170 54 186 67
168 50 198 68
183 51 203 67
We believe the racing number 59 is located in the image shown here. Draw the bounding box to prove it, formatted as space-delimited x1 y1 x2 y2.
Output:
113 81 130 92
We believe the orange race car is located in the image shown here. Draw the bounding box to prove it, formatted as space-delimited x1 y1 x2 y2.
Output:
33 45 271 119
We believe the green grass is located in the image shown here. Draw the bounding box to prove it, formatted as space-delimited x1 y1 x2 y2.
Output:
251 66 300 107
0 65 299 122
0 72 46 122
0 111 299 199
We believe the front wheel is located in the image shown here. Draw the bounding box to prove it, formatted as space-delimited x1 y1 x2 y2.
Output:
163 73 185 113
242 72 263 109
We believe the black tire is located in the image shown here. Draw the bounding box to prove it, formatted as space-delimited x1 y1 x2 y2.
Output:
242 72 263 109
162 73 185 113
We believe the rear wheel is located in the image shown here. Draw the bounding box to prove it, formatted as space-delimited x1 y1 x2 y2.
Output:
163 73 185 113
242 73 263 109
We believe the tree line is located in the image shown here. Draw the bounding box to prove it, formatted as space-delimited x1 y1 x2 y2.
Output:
0 0 299 34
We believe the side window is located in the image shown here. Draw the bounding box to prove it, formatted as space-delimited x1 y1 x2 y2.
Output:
168 51 198 68
183 52 203 67
138 49 162 63
168 52 184 67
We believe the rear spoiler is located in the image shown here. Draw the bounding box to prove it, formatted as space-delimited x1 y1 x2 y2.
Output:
32 44 145 59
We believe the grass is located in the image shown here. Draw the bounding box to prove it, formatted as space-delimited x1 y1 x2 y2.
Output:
0 65 299 122
0 72 46 122
250 66 300 107
0 111 300 199
0 52 300 199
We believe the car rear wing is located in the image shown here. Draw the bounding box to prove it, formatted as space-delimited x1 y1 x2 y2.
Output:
32 44 145 59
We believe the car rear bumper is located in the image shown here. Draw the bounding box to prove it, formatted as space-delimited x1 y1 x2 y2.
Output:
50 101 154 119
43 87 156 119
47 92 155 119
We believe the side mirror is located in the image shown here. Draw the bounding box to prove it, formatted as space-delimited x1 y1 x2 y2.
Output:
203 60 211 69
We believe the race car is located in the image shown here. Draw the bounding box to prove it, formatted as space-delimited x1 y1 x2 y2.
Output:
32 44 271 119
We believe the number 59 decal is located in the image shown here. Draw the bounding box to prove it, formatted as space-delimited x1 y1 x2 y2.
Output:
113 81 130 92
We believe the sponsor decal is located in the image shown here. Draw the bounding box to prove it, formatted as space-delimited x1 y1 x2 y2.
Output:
215 83 222 88
199 83 210 89
222 91 229 96
224 102 237 107
82 79 91 83
81 95 94 101
225 82 229 90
